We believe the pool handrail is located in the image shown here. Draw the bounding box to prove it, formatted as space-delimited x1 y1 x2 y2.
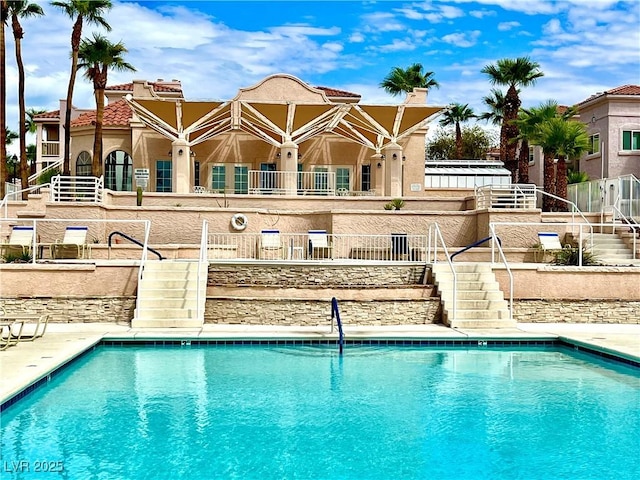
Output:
108 231 163 260
197 220 209 323
330 297 344 355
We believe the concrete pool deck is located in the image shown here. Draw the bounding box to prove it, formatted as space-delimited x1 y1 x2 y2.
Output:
1 323 639 407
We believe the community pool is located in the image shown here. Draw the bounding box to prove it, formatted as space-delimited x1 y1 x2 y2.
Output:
1 344 639 479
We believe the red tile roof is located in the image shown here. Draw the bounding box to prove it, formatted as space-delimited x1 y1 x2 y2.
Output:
315 86 361 98
106 81 183 93
34 109 60 119
71 99 132 128
578 84 640 105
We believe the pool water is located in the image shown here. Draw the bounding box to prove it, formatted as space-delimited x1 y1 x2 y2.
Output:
1 345 639 479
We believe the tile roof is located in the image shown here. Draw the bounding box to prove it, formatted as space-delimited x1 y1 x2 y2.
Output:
578 84 640 105
106 81 183 93
34 109 60 119
70 99 132 128
315 86 361 98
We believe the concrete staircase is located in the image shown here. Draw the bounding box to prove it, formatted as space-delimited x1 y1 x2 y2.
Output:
431 262 515 329
590 232 640 266
132 260 207 328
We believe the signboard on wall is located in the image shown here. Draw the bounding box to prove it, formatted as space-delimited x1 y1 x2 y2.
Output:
134 168 149 189
410 183 422 192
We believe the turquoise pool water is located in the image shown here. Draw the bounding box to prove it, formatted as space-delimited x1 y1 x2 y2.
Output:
1 345 639 479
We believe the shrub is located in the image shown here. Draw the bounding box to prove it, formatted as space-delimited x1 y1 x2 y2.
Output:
552 244 599 266
37 168 60 185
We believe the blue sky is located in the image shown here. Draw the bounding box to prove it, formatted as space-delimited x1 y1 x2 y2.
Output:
4 0 640 151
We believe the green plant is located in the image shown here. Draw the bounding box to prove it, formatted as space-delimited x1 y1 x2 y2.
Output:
383 203 394 210
552 244 600 266
1 251 33 263
384 198 406 211
37 167 60 185
136 186 143 206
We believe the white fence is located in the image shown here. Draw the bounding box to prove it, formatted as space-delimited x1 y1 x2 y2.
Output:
50 175 104 203
475 184 537 209
248 170 336 196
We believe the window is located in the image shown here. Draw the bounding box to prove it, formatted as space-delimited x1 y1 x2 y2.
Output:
211 165 226 192
104 150 132 191
622 130 640 151
156 160 172 192
361 165 371 191
588 134 600 155
194 161 200 187
336 167 350 191
76 151 92 176
234 166 248 194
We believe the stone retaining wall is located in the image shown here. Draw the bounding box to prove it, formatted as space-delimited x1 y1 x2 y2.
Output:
0 297 136 323
513 300 640 324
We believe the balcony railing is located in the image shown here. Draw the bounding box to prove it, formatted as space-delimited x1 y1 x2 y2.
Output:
248 170 336 196
41 141 60 157
475 184 537 209
50 175 104 203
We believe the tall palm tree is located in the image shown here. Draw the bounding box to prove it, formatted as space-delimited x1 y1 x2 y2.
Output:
481 57 544 182
8 1 44 198
380 63 439 96
78 33 134 177
554 120 588 211
51 0 111 175
1 0 8 199
3 128 18 182
26 107 45 133
439 103 475 159
478 89 509 126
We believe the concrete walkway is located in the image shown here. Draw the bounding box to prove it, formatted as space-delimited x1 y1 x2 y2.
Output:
2 323 639 406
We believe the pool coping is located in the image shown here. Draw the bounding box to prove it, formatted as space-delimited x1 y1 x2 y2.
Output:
2 325 639 411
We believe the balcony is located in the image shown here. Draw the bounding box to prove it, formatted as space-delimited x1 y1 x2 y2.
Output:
42 141 60 157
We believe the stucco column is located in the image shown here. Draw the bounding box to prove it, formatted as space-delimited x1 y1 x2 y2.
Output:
384 143 403 198
279 142 298 195
172 139 191 194
371 153 384 195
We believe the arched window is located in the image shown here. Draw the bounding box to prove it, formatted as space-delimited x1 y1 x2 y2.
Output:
105 150 132 191
76 151 92 176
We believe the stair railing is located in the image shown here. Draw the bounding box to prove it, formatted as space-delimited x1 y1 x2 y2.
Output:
488 225 514 322
330 297 344 355
612 201 638 260
197 220 209 323
428 223 457 322
1 183 50 219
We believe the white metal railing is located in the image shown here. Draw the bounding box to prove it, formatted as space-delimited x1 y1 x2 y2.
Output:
610 203 638 260
197 220 209 322
28 158 62 185
536 189 592 237
1 183 51 219
0 217 150 264
428 223 457 322
248 170 337 196
475 184 537 209
488 224 514 321
50 175 104 203
206 232 429 262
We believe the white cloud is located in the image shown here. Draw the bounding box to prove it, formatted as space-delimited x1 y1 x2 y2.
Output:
469 9 497 19
441 30 481 48
498 21 521 31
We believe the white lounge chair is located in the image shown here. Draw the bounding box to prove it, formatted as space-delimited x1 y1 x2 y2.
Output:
537 232 564 262
308 230 333 259
0 225 34 258
258 230 286 259
50 226 91 259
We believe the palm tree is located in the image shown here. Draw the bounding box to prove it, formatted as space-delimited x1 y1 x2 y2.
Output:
1 0 8 199
380 63 439 96
78 33 135 177
554 120 589 211
478 89 509 126
481 57 544 182
26 107 45 133
51 0 112 176
3 127 18 182
8 1 44 198
439 103 475 159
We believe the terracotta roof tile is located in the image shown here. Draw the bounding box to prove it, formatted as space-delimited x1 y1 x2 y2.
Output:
106 81 183 93
578 84 640 105
34 109 60 119
71 99 132 128
315 86 361 98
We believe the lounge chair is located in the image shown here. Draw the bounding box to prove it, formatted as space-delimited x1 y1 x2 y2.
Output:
537 232 563 262
17 314 49 342
50 226 91 259
258 230 286 259
0 225 34 258
0 321 24 350
308 230 333 259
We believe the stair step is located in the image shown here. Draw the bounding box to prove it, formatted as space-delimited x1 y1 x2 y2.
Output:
448 318 517 329
432 263 492 274
442 299 509 310
437 280 501 291
135 307 198 319
132 318 203 328
440 290 505 301
136 298 198 309
443 308 511 320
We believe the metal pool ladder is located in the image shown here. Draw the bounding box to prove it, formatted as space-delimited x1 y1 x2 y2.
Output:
331 297 345 355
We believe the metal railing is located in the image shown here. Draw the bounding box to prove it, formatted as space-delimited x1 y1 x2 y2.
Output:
248 170 337 196
51 175 104 203
206 232 429 262
1 183 51 219
475 184 537 209
428 223 457 322
28 158 62 185
197 220 209 323
610 204 638 260
331 297 344 355
488 225 514 322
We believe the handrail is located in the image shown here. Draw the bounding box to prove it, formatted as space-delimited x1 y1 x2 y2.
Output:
330 297 344 355
108 231 163 260
428 223 457 322
488 224 514 322
28 159 62 185
1 183 50 219
450 236 500 261
611 202 638 260
197 220 209 323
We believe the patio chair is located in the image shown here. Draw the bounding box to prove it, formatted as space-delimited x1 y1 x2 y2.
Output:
536 232 563 262
308 230 333 259
391 233 409 260
0 321 24 351
258 230 286 260
17 314 49 342
50 226 91 259
0 225 34 258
